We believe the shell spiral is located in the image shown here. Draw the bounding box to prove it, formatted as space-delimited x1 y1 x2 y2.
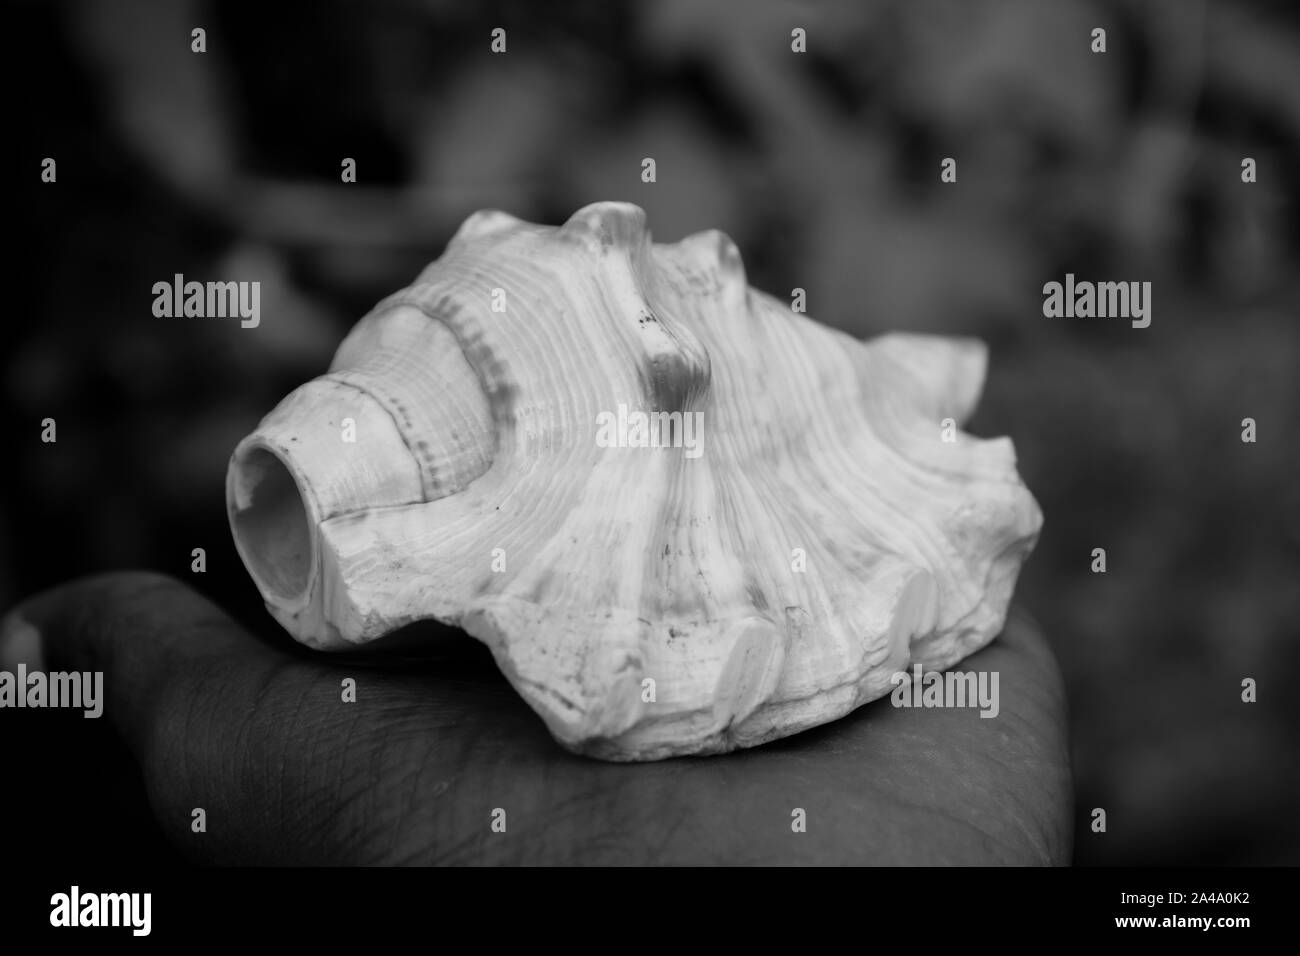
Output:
227 202 1042 760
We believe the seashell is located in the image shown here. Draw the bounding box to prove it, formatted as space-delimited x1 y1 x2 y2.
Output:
226 202 1042 761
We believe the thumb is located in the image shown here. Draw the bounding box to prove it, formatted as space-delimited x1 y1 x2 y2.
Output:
1 572 285 752
0 572 348 863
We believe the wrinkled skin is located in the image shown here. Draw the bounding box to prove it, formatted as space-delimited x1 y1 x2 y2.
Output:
2 573 1072 865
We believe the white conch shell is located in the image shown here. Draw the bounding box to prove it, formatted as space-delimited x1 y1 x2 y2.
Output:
227 202 1042 761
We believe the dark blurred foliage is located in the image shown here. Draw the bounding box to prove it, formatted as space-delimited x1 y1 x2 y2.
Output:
5 0 1298 865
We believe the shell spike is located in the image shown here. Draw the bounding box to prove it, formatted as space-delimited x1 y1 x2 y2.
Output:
560 201 650 253
450 208 526 245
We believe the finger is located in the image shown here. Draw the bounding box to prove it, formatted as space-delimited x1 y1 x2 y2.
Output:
1 572 347 863
1 572 285 753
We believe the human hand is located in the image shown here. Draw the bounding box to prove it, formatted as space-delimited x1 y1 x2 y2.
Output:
2 572 1071 865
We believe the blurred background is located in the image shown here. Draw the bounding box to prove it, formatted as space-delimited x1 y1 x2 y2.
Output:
5 0 1298 865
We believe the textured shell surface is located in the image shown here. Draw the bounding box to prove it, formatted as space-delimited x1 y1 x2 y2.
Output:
227 201 1043 761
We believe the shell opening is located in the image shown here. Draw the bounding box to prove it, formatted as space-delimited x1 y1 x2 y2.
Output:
229 446 314 603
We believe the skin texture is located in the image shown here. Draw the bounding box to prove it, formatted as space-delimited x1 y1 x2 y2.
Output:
1 572 1072 865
